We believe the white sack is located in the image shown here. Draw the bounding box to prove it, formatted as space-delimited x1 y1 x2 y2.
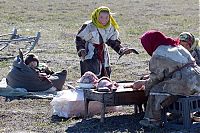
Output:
50 89 116 118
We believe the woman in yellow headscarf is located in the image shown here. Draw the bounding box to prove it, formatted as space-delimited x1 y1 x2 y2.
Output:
91 6 119 30
75 6 136 78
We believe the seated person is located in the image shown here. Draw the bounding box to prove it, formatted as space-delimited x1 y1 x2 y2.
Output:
6 49 67 92
179 32 200 65
131 30 200 128
179 32 200 119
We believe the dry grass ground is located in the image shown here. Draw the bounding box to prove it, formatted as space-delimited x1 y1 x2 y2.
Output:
0 0 199 132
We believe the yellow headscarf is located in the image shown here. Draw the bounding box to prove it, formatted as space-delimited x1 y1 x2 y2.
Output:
91 6 119 30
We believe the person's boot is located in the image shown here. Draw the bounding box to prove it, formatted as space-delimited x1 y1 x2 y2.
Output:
167 113 181 121
193 112 200 122
139 118 161 128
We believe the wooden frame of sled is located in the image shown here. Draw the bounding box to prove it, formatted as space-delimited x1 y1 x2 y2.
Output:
0 28 40 55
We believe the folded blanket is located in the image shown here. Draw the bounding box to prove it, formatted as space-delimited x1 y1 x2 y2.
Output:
0 78 57 99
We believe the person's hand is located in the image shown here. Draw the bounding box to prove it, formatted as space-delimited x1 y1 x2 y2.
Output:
39 73 47 77
19 49 24 62
80 50 86 60
44 67 54 75
38 73 48 81
140 74 150 80
132 80 146 90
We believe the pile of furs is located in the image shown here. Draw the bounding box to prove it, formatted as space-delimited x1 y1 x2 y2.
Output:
78 71 118 92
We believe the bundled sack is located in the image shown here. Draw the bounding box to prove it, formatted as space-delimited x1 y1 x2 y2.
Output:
6 53 67 92
50 89 116 118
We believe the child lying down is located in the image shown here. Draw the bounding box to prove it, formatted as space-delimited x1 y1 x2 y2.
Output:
6 49 67 92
